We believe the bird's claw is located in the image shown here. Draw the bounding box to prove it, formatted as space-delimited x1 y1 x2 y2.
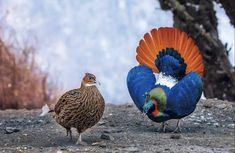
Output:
172 120 181 133
172 126 181 133
158 122 168 132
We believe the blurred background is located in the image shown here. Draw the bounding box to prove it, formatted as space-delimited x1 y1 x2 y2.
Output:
0 0 234 109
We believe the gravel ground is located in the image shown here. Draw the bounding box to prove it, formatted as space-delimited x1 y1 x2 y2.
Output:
0 99 234 153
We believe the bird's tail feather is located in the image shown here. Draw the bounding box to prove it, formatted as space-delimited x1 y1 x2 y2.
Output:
136 27 204 77
39 104 54 116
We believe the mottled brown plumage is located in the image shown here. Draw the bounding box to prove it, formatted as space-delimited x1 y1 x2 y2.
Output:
54 73 105 144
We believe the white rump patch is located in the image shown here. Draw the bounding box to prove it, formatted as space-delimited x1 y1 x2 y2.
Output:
155 72 178 89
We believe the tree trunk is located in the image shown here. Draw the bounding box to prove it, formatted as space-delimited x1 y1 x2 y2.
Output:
159 0 235 101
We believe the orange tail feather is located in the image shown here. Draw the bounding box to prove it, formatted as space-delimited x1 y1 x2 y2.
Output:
136 27 204 77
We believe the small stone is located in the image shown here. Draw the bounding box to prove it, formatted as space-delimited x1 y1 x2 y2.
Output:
123 147 139 152
227 124 235 129
98 121 107 125
99 143 107 148
170 134 181 139
213 123 219 127
100 134 114 141
216 104 227 109
165 148 170 151
92 142 102 146
5 127 20 134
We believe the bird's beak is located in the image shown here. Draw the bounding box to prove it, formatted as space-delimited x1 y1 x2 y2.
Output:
95 81 101 86
143 107 148 114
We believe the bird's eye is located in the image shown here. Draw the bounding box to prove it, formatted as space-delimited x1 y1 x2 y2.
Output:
89 77 93 80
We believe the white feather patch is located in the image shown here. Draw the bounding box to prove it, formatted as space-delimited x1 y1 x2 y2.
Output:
40 104 50 116
155 72 178 89
84 83 96 87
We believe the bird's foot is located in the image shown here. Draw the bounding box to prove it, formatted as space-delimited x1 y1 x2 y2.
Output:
158 122 168 132
172 120 181 133
76 140 88 146
75 133 87 145
172 126 181 133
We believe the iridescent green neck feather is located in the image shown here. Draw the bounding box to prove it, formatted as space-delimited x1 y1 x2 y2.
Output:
148 88 167 111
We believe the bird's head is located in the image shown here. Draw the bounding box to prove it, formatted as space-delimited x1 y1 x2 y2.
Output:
82 73 98 87
143 92 161 116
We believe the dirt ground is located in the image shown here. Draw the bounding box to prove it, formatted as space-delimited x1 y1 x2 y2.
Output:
0 99 234 153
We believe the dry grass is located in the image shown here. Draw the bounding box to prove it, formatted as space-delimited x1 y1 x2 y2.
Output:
0 25 58 110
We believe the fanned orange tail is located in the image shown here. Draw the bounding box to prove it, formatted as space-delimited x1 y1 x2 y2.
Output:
136 27 204 77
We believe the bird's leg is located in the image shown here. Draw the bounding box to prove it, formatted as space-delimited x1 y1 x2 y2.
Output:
76 133 87 145
172 119 181 133
66 128 72 140
159 122 167 132
76 133 81 144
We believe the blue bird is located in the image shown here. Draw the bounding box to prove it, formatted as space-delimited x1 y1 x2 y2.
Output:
127 27 204 132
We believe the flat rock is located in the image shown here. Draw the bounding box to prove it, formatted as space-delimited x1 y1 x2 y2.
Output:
5 127 20 134
227 124 235 129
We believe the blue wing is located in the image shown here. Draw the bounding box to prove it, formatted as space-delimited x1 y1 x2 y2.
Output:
166 72 203 118
127 65 156 112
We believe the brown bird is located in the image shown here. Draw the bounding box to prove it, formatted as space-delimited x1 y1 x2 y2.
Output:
54 73 105 144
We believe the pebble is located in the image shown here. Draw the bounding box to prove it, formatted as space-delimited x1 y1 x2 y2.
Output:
227 124 235 129
170 134 181 139
203 102 213 108
100 134 114 141
92 141 106 148
98 121 107 125
123 147 139 152
200 116 205 120
5 127 20 134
